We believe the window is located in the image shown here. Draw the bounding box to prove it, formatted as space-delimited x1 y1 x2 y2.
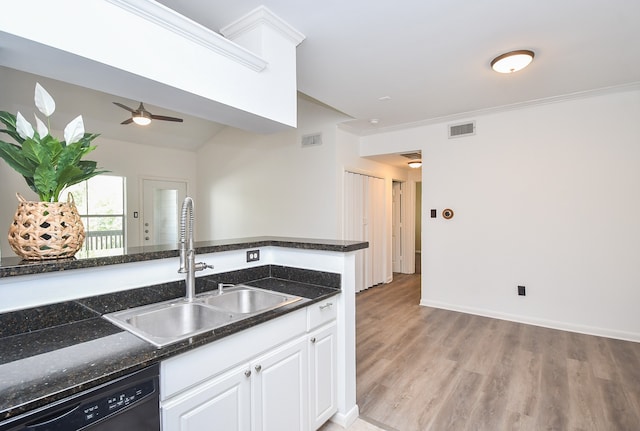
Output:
65 175 126 257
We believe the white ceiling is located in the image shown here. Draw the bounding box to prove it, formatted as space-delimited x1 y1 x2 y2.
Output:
156 0 640 134
2 1 639 160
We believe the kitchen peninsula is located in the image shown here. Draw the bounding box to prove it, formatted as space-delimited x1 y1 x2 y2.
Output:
0 237 367 430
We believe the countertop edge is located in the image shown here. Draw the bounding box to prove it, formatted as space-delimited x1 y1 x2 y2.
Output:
0 236 368 278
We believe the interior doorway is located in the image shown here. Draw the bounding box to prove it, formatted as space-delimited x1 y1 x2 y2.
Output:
415 181 422 274
391 180 416 275
141 179 187 246
392 181 403 273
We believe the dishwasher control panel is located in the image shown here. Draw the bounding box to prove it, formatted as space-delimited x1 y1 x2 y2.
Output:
82 380 156 425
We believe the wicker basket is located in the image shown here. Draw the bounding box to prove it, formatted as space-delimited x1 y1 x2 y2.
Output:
7 193 86 260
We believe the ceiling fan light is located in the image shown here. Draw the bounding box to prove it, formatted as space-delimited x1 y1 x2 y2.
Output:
491 50 534 73
132 112 152 126
408 160 422 168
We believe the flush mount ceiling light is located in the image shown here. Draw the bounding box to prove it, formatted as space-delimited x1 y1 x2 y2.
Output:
491 50 535 73
408 160 422 169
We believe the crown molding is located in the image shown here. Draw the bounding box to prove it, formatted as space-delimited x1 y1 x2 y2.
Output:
342 81 640 137
220 6 305 47
104 0 268 71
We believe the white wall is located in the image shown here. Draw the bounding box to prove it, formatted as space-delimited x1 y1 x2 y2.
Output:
0 135 197 256
194 97 414 284
195 97 346 240
362 88 640 341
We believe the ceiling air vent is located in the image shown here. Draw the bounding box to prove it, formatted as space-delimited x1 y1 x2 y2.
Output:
301 133 322 147
448 121 476 139
400 152 422 160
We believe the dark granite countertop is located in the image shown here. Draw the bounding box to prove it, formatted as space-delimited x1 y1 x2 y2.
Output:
0 265 340 421
0 236 368 278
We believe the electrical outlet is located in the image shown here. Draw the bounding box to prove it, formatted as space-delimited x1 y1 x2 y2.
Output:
518 285 526 296
246 250 260 262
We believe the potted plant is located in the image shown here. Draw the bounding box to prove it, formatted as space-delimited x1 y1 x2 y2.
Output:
0 83 106 260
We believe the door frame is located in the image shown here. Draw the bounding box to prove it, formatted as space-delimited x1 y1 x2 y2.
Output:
392 180 416 274
139 176 190 246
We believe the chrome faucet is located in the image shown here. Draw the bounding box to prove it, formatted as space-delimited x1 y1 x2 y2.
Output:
178 197 213 301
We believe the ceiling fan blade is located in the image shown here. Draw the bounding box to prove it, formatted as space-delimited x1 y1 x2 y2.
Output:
121 118 134 125
113 102 135 113
150 114 184 122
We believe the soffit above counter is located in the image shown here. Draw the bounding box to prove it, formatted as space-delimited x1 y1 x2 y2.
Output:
0 1 304 133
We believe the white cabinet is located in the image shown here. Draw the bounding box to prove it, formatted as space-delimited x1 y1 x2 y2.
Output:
309 323 337 429
160 297 340 431
162 337 308 431
307 299 338 430
162 364 251 431
252 337 308 431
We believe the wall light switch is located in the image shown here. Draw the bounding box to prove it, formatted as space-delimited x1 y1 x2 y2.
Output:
430 209 437 218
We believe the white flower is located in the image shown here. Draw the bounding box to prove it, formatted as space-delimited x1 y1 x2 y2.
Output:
16 112 35 140
34 83 56 117
34 115 49 138
64 115 85 144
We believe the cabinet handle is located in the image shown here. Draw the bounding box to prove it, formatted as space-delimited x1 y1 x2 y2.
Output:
255 365 262 372
310 337 316 344
244 370 251 377
319 302 333 310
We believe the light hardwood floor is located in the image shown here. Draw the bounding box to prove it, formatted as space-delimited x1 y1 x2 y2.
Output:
355 274 640 431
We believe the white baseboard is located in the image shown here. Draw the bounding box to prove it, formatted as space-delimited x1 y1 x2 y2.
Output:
420 299 640 343
330 404 359 428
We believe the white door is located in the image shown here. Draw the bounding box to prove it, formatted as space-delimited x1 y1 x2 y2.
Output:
344 171 386 292
252 338 308 431
161 364 251 431
309 324 338 430
142 179 187 246
392 181 403 273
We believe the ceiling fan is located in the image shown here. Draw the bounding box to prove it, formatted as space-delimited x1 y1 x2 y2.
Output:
113 101 183 126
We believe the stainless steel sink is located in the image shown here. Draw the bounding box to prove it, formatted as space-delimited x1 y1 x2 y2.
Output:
201 285 301 314
104 301 237 347
103 285 303 347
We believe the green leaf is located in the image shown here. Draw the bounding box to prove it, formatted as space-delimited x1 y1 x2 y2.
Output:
21 138 57 166
0 139 37 177
34 163 57 202
0 111 24 144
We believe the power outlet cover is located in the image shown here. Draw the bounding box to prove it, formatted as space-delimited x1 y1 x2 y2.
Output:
246 250 260 262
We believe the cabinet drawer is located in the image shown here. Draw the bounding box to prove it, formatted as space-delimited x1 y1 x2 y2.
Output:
307 297 337 330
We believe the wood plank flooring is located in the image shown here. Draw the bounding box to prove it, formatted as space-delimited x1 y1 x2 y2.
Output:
356 274 640 431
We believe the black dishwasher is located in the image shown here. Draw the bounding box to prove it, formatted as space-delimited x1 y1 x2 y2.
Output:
0 364 160 431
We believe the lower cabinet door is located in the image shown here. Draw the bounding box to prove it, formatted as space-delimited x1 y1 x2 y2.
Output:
309 324 338 430
162 364 251 431
252 337 309 431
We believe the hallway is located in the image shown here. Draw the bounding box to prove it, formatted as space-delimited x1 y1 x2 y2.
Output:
355 274 640 430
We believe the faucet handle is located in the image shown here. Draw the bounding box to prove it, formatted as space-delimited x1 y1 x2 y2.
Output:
194 262 214 272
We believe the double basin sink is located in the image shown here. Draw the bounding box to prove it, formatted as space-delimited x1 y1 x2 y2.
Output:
104 285 303 347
